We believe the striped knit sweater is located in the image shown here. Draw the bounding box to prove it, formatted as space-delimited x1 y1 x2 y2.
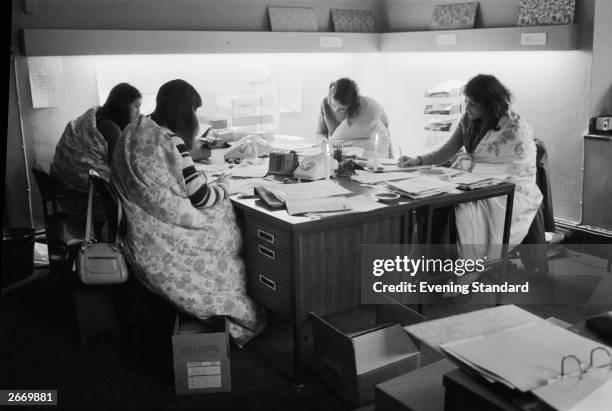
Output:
172 135 229 208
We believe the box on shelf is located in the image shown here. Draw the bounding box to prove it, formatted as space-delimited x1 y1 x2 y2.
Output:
310 296 424 406
172 313 231 396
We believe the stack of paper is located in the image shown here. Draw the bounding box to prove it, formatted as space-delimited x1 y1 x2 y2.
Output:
264 180 351 202
451 172 505 190
387 176 456 199
285 196 351 216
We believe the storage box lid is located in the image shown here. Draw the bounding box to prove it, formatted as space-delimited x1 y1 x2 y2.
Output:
353 324 418 375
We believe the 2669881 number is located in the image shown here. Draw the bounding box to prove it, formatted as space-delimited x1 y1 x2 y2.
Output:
0 390 57 406
8 392 53 402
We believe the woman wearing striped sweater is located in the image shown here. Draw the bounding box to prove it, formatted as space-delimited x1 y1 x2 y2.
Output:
112 79 265 346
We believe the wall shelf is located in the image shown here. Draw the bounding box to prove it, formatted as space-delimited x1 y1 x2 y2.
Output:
380 24 578 52
21 29 379 55
21 25 578 56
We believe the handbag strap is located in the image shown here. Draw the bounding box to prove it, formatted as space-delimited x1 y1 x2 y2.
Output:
84 179 94 243
112 187 123 244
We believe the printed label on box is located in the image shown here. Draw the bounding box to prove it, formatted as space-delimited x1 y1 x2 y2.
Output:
186 361 222 389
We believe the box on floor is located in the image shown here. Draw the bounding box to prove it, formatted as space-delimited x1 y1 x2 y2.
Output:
310 297 424 406
172 313 231 395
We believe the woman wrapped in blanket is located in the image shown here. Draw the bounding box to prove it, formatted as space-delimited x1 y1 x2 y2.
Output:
111 79 265 346
316 77 392 158
398 74 542 261
51 83 142 221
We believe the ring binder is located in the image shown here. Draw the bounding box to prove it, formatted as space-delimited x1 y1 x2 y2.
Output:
559 347 612 381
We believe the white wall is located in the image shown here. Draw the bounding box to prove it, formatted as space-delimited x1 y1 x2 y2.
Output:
18 49 590 226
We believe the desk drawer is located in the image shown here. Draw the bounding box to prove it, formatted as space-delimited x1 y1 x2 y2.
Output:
245 241 291 276
245 218 290 252
247 267 291 319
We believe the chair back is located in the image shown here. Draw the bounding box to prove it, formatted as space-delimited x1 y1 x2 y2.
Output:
88 170 124 241
31 167 59 221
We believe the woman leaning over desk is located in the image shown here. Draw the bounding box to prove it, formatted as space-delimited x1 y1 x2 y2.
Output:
398 74 542 259
111 79 265 346
51 82 142 219
316 77 392 158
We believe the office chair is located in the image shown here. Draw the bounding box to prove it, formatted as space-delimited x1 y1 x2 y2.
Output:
515 138 558 275
30 167 85 275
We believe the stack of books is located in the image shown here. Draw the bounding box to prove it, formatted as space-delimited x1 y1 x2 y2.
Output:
387 176 456 199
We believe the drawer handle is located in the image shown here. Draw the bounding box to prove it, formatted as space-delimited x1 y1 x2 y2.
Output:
259 275 277 291
258 245 275 260
257 229 275 244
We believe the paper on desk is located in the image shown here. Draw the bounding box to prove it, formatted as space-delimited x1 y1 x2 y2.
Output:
441 321 610 392
533 367 612 411
352 171 418 184
388 176 456 198
286 196 351 215
306 195 386 217
269 180 351 201
229 161 269 178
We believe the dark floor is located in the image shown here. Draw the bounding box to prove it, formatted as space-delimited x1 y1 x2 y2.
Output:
1 249 612 410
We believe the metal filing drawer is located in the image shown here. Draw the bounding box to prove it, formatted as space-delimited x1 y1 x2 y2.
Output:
245 218 290 252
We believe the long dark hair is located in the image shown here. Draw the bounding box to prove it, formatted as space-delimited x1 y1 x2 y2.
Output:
329 78 361 119
464 74 512 128
150 79 202 148
98 83 142 130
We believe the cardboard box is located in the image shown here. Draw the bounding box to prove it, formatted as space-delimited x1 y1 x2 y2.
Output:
310 297 423 406
172 314 231 395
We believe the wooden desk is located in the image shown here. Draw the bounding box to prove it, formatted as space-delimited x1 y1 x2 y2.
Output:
231 177 515 385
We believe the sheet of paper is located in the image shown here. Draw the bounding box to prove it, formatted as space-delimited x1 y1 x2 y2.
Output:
229 161 269 178
279 75 302 113
95 63 128 105
28 56 64 108
533 367 612 411
441 321 611 392
286 196 350 215
268 180 351 201
303 194 386 218
571 375 612 411
352 171 417 185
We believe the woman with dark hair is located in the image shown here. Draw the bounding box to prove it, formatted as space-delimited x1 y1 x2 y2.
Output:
398 74 542 257
316 77 392 158
51 82 142 219
111 79 265 346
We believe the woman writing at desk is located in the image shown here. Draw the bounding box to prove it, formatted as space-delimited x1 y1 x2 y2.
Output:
316 77 392 158
398 74 542 258
112 79 265 346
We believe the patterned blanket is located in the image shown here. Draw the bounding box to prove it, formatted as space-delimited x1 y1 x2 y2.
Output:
111 116 265 346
